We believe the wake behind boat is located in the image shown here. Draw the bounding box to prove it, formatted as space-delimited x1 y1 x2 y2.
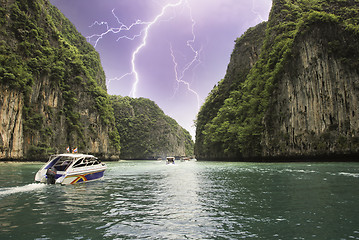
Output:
35 153 107 185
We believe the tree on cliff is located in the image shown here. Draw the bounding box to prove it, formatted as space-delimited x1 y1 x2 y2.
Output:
111 96 194 160
195 0 359 161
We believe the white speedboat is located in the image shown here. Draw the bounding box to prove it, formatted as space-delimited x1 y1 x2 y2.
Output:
35 153 107 185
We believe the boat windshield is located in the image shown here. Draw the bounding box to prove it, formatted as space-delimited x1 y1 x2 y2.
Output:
72 157 101 168
44 156 61 169
53 156 77 171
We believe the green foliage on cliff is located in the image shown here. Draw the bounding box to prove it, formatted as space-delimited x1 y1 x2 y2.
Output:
195 22 268 160
0 0 120 158
111 96 194 159
0 0 193 160
196 0 359 160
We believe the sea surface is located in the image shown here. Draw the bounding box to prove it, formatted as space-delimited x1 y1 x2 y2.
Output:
1 160 359 239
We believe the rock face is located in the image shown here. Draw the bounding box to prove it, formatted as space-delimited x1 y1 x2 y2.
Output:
0 86 24 158
0 0 194 161
263 23 359 157
0 0 120 160
111 96 194 159
195 22 267 160
195 0 359 160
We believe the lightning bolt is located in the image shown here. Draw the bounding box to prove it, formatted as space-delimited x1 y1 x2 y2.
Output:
168 2 201 109
86 0 202 106
87 9 150 48
126 0 187 97
170 44 201 110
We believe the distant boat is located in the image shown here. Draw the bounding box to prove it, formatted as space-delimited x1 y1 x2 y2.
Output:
166 157 175 165
181 157 190 162
34 153 107 185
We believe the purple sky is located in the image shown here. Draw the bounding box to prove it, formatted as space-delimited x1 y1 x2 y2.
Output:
49 0 272 140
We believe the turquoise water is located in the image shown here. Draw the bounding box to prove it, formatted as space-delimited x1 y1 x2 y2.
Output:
1 160 359 239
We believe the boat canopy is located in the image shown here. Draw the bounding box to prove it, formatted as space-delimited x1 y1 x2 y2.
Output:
44 154 101 172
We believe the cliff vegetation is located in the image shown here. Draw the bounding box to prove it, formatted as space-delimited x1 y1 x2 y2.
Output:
111 96 194 159
0 0 193 160
195 0 359 160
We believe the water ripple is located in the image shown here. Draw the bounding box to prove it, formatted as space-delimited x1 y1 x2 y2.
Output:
1 161 359 239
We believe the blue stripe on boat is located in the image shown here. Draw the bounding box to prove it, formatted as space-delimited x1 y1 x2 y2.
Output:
85 171 105 181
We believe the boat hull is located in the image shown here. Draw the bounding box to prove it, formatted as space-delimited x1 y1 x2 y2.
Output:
34 153 107 185
59 169 106 185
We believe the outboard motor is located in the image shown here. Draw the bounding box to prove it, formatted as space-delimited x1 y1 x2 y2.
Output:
46 167 57 184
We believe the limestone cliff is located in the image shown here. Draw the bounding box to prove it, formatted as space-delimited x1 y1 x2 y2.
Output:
111 96 194 159
263 22 359 157
0 86 23 158
195 0 359 160
195 22 267 159
0 0 120 160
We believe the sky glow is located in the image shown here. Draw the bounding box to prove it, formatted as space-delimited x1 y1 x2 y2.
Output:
49 0 272 140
